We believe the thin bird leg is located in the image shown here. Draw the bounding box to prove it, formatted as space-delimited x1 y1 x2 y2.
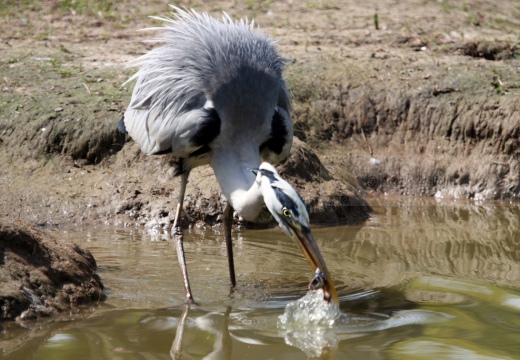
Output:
223 202 236 287
172 171 188 231
172 172 195 304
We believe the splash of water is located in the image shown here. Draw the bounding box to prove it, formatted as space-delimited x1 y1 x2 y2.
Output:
279 289 342 328
278 289 343 358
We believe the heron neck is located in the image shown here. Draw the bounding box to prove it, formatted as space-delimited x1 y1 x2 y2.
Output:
211 148 264 221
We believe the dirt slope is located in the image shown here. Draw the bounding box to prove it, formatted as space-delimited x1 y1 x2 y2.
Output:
1 0 519 228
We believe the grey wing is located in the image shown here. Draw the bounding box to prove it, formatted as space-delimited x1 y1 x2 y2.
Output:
123 90 219 157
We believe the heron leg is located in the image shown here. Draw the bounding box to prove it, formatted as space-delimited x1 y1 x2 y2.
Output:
223 202 236 287
172 172 195 304
172 171 188 231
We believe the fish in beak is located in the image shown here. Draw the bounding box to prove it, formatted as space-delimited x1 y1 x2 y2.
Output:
288 222 338 303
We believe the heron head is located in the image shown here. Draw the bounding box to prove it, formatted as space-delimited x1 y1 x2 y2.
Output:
250 162 338 303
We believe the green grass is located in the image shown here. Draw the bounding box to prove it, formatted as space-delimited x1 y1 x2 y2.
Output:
439 0 451 12
0 0 42 16
53 0 114 15
246 0 270 12
306 0 340 10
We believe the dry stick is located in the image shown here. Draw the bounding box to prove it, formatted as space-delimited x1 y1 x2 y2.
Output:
82 83 92 96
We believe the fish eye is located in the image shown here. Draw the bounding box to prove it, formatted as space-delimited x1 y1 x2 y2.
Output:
282 208 291 217
309 274 324 290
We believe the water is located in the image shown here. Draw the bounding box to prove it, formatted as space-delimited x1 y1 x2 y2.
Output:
2 198 520 359
279 289 341 328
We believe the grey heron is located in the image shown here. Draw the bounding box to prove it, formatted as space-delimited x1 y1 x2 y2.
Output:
119 7 337 304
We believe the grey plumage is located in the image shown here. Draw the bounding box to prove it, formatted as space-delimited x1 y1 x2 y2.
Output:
121 7 337 304
123 7 292 170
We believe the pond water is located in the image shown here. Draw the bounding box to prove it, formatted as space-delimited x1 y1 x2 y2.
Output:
2 198 520 359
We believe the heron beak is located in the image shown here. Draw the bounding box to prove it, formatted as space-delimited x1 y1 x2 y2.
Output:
288 222 339 303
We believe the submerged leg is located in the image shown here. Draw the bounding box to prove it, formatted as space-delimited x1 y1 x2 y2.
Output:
172 172 195 304
222 306 233 358
170 305 189 359
223 202 236 287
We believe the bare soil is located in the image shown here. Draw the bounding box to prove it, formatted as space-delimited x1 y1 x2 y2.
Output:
0 221 105 321
0 0 519 319
0 0 517 228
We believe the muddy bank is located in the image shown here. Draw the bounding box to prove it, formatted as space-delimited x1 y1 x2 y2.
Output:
289 46 520 200
0 135 371 230
1 0 519 229
0 222 105 321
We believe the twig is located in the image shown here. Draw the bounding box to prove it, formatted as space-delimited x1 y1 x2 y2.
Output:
361 129 374 157
83 82 92 96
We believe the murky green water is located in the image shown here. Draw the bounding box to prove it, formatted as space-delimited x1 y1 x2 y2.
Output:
2 198 520 359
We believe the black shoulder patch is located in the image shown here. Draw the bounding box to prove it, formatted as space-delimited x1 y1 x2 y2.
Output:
260 110 288 155
191 108 221 148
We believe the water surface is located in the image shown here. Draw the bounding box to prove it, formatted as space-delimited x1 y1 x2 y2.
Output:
2 198 520 359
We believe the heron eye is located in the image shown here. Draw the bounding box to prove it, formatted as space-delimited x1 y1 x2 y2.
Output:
282 208 291 217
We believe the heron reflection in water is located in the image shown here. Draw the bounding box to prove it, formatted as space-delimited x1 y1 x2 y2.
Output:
169 306 338 360
119 7 337 304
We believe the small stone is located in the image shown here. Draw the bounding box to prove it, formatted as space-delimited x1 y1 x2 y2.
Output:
54 107 63 112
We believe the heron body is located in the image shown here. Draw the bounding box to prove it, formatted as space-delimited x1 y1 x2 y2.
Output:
121 7 337 304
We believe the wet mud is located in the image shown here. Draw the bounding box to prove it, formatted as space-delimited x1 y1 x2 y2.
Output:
0 222 105 321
